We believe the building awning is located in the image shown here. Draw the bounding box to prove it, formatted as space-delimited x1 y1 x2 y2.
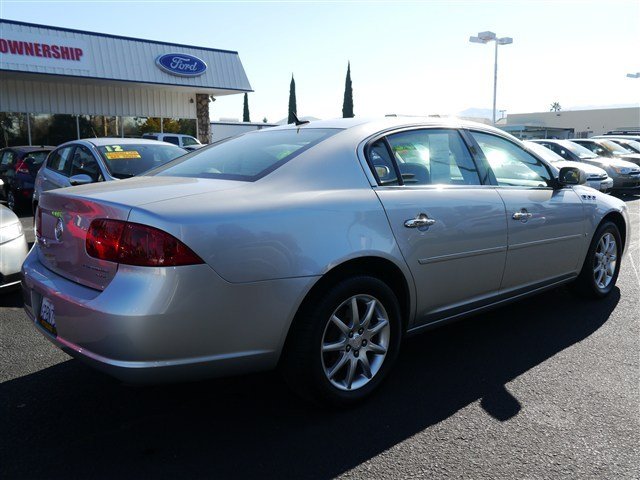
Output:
0 19 252 94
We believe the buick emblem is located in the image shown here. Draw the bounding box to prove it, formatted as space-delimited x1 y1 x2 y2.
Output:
54 218 64 242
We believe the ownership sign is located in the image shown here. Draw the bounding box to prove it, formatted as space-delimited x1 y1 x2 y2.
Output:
0 31 90 70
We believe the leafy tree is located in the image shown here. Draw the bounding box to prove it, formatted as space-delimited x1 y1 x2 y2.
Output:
550 102 562 112
243 93 251 122
342 62 354 118
288 75 297 124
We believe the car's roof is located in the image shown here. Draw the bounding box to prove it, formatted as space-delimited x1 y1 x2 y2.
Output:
267 116 508 136
142 132 194 137
82 137 178 147
1 145 54 152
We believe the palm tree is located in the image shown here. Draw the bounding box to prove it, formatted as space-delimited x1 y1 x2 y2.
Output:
550 102 562 112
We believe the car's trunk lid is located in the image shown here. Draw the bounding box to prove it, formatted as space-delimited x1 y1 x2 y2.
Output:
36 176 245 290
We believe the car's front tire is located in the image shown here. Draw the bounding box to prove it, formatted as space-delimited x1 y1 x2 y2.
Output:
281 275 402 407
571 221 622 298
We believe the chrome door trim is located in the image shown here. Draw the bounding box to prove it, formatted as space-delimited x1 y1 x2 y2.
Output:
509 233 585 251
418 245 507 265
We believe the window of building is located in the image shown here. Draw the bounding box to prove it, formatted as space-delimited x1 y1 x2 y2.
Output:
0 113 29 147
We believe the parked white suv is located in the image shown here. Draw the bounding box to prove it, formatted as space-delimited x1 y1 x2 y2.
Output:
142 133 203 151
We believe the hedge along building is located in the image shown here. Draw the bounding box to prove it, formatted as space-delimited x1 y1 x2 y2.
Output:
0 19 252 147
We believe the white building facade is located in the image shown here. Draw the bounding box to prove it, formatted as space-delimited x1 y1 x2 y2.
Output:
0 20 251 146
505 107 640 139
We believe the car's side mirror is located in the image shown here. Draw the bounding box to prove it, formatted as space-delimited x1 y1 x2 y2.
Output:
69 174 94 186
557 166 587 187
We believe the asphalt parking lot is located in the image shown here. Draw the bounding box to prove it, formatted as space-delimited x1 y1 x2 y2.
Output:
1 196 638 479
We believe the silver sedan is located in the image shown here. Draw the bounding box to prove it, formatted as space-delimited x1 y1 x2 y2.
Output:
1 204 28 291
21 118 631 406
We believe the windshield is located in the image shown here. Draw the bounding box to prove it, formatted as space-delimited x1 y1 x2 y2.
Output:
617 140 640 153
558 140 598 159
525 141 563 163
599 139 633 154
154 128 340 181
97 143 186 178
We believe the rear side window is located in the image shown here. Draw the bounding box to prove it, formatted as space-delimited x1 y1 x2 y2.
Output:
24 151 49 166
47 146 74 176
155 128 340 181
368 129 481 186
1 150 16 167
142 135 158 141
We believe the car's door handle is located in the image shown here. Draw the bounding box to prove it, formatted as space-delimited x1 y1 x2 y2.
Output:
404 213 436 228
512 210 533 221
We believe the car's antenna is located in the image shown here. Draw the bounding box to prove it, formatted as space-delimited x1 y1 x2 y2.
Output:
290 112 309 126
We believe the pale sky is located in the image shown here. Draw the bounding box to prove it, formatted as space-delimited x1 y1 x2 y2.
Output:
1 0 639 122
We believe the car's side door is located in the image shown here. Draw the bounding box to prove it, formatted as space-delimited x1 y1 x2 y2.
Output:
41 145 75 193
367 128 508 325
468 131 586 291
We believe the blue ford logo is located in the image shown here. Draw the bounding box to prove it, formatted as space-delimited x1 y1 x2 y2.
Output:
156 53 207 77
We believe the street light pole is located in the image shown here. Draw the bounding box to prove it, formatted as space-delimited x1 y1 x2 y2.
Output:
469 31 513 126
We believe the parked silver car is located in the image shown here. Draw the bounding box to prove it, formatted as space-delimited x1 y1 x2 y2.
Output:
32 138 186 214
1 204 28 291
524 141 613 192
22 118 631 405
531 139 640 191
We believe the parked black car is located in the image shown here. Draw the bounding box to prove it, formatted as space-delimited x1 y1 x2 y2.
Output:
0 146 53 213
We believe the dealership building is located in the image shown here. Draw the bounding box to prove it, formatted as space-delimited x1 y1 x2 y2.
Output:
0 19 252 147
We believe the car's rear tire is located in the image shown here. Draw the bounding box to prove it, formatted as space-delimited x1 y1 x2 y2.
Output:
571 221 622 298
281 275 402 407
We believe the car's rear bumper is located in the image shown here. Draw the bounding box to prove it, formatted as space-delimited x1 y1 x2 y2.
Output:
21 248 317 383
1 235 28 288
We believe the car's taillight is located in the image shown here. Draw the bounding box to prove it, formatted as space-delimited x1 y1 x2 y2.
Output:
86 219 204 267
15 161 29 174
35 207 42 237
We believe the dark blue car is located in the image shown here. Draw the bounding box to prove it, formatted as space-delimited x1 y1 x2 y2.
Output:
0 146 54 213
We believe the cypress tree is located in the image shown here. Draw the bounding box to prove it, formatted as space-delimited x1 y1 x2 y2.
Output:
288 75 297 124
342 62 354 118
242 93 250 122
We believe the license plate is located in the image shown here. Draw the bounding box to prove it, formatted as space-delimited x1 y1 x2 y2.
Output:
39 297 57 336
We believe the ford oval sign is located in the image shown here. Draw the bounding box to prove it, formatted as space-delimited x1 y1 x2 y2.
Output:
156 53 207 77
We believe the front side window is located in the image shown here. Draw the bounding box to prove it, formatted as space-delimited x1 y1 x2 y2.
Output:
155 128 340 181
71 146 101 181
96 143 185 178
163 136 180 146
47 146 74 176
181 136 200 147
383 129 481 185
471 132 553 188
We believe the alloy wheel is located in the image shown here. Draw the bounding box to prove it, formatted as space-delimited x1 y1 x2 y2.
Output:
593 232 617 290
320 294 391 391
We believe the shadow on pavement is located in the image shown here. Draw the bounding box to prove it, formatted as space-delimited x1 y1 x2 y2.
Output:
0 286 620 479
0 288 23 308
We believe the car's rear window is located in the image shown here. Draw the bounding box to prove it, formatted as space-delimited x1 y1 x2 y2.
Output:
153 128 340 181
24 151 50 165
96 143 186 178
